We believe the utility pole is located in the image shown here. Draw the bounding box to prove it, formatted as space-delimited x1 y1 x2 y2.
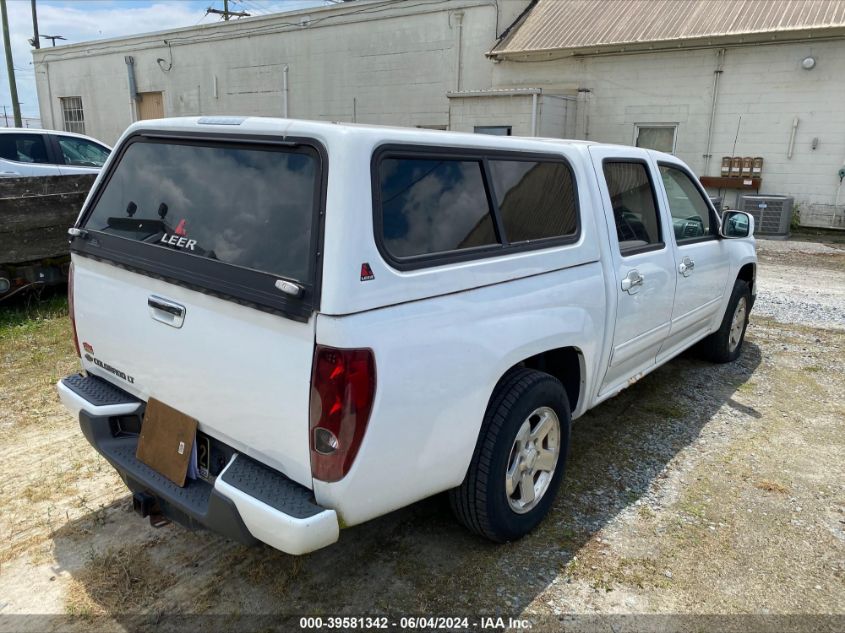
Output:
30 0 39 49
206 1 249 21
0 0 21 127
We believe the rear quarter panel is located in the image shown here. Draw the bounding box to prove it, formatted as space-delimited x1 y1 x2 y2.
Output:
313 261 606 526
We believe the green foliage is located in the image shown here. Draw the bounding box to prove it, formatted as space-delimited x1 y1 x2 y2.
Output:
0 292 68 338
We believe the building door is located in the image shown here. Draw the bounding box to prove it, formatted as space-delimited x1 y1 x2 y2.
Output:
137 92 164 120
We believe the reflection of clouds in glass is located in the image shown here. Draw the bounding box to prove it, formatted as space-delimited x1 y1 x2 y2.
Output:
490 160 534 205
380 159 496 257
491 160 578 242
89 143 316 280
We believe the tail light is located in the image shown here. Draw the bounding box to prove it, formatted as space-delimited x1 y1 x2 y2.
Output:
68 262 81 358
309 345 376 482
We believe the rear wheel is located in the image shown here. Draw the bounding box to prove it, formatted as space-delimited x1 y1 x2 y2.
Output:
449 368 571 542
700 279 751 363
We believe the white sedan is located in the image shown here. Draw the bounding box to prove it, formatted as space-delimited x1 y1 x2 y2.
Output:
0 128 110 177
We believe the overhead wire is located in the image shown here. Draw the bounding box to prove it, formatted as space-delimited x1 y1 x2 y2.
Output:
33 0 464 64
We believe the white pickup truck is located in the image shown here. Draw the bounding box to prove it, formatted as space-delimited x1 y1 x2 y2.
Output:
57 117 756 555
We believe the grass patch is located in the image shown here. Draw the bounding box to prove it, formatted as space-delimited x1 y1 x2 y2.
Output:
0 293 68 335
641 401 688 419
754 479 790 494
0 293 77 435
66 543 176 615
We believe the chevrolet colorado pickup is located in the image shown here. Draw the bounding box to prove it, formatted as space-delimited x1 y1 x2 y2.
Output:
57 117 756 554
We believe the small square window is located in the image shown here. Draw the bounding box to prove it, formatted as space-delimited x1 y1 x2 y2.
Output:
634 124 676 154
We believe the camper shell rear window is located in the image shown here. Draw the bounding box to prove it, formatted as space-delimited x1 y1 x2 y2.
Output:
73 132 326 321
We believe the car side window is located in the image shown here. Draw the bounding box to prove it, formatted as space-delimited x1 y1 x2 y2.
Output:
601 161 662 255
378 157 499 259
488 160 578 242
0 134 51 164
57 137 110 167
659 165 714 243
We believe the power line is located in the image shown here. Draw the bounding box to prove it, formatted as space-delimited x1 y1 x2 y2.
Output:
238 0 267 17
34 0 453 64
206 0 250 21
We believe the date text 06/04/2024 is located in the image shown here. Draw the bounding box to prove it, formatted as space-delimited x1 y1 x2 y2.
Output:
298 616 533 630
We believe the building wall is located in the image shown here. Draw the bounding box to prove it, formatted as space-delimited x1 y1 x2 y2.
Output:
33 0 530 145
448 94 535 136
448 92 575 138
537 95 576 139
491 39 845 209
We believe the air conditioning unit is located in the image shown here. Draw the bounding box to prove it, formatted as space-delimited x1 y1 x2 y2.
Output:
737 194 794 238
709 196 722 213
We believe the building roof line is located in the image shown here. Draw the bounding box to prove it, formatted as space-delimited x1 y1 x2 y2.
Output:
32 0 488 64
489 0 845 59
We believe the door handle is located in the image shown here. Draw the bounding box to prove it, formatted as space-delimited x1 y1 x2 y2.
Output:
679 256 695 277
621 270 645 294
148 295 186 328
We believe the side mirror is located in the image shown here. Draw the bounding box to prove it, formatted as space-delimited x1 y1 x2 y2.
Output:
720 210 754 238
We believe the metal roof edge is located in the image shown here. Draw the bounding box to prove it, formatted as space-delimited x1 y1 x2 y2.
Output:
489 26 845 60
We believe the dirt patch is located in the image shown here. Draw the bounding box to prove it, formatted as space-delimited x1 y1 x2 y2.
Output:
0 244 843 631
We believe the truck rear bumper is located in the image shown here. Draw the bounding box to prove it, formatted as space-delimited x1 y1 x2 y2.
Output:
57 374 339 555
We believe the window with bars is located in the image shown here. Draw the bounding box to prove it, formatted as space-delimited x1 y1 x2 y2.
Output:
60 97 85 135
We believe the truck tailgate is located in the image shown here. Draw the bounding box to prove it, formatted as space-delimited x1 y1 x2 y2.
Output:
73 256 316 488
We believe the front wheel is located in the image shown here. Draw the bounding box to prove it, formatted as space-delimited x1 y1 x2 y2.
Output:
700 279 751 363
449 368 571 543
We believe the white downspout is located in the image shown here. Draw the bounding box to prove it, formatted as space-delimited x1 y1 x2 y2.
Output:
282 64 289 118
787 116 799 159
703 48 725 175
453 11 464 92
531 92 538 137
44 61 56 129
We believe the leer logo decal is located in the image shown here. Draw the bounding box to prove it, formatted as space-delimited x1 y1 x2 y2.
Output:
160 233 197 251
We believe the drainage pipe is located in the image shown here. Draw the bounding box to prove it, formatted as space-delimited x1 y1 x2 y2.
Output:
453 11 464 92
703 48 725 175
787 116 799 159
282 64 289 118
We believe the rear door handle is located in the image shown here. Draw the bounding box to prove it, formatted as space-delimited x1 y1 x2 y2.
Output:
621 270 645 294
148 295 185 328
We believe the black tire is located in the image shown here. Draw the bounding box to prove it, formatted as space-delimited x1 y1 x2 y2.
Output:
449 368 571 543
699 279 751 363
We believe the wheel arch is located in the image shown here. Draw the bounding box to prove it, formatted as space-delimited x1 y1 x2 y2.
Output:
492 346 585 415
737 261 756 295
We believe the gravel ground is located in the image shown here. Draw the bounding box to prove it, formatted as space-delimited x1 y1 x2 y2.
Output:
753 237 845 330
0 238 843 633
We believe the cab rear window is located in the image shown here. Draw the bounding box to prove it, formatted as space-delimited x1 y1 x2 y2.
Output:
84 139 318 283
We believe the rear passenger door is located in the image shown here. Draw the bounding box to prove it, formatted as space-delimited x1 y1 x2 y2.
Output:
589 147 677 395
654 158 731 358
52 134 111 175
0 132 61 177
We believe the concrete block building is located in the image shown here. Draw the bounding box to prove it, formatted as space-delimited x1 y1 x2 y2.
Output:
32 0 845 226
